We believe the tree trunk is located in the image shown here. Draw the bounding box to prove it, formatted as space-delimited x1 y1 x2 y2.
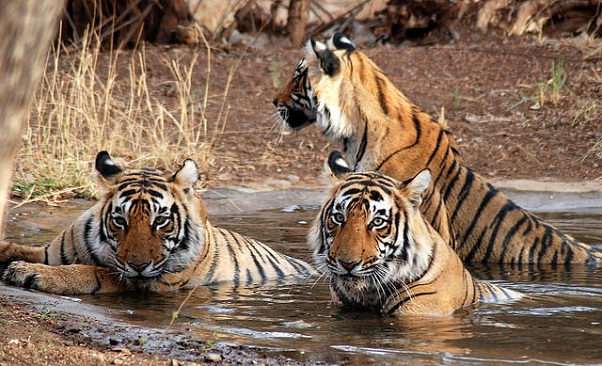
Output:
0 1 65 235
62 0 198 47
287 0 310 47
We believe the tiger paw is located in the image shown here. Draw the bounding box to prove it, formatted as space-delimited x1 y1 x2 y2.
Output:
2 261 47 291
2 262 125 295
1 261 85 295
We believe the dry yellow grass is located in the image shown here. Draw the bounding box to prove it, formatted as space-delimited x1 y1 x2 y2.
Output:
13 31 224 201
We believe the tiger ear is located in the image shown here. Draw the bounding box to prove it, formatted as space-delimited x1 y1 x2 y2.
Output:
310 38 340 76
321 150 351 186
172 159 199 196
402 169 432 207
331 33 355 52
94 151 123 187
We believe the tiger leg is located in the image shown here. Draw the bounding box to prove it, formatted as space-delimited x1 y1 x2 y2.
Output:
474 280 523 303
2 262 126 295
0 240 48 263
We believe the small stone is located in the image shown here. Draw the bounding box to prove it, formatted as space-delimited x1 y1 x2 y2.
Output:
204 352 223 363
90 353 105 363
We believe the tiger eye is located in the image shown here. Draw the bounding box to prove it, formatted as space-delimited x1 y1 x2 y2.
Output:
154 216 168 225
112 216 126 228
332 212 345 224
372 217 384 226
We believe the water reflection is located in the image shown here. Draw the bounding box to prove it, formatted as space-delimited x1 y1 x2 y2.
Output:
3 202 602 365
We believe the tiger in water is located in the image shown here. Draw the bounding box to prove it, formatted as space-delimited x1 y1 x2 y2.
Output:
0 151 314 295
310 165 521 315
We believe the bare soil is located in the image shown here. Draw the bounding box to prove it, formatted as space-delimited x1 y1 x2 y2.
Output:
1 25 601 365
204 27 602 189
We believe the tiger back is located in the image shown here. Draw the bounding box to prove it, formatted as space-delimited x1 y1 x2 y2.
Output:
0 151 314 295
310 168 521 316
275 33 602 267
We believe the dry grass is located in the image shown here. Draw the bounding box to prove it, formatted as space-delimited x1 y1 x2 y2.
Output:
13 31 224 201
536 58 566 108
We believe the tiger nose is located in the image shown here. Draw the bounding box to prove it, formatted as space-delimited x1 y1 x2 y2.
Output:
339 259 360 272
128 260 151 272
272 98 278 107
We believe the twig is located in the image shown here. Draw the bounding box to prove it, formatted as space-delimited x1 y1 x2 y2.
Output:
310 0 335 23
307 0 371 38
205 189 243 213
168 286 197 327
12 186 87 209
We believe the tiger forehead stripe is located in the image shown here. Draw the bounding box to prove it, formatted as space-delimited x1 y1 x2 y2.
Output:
347 172 389 181
117 173 168 192
117 184 169 198
338 187 393 213
340 178 396 194
117 186 169 202
129 198 153 215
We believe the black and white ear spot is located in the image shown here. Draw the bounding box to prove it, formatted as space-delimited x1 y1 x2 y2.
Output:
173 158 199 194
405 169 432 207
328 150 351 175
311 38 340 76
311 38 327 53
332 33 355 51
95 151 122 180
322 150 351 186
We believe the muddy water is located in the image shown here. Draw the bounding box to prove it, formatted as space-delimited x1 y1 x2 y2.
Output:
4 195 602 365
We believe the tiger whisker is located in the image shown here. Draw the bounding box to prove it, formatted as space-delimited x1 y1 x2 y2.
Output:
373 267 399 306
265 112 282 133
379 263 415 303
370 273 388 306
266 112 290 145
310 260 330 284
309 272 329 289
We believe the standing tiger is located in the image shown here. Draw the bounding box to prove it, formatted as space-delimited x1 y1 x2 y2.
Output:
274 33 602 267
311 167 521 316
0 152 314 295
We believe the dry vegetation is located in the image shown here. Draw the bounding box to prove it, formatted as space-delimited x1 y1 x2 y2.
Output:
12 31 602 203
13 30 226 201
10 1 602 204
10 0 602 203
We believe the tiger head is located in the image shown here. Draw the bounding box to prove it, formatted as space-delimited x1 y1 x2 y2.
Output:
275 33 418 145
273 34 363 138
309 166 433 310
273 58 317 129
93 151 207 284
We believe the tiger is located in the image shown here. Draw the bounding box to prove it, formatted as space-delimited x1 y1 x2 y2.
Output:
310 166 522 316
274 33 602 268
0 151 314 295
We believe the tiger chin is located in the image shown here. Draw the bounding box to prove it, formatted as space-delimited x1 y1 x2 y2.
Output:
310 161 522 316
275 33 602 267
0 151 314 295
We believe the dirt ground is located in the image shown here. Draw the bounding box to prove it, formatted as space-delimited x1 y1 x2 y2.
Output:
1 24 601 365
203 26 602 189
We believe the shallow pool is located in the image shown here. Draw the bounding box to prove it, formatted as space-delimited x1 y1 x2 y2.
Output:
3 196 602 365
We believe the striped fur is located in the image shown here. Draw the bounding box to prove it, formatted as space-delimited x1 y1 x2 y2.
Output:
0 152 313 295
310 169 521 316
275 33 602 268
273 58 316 129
